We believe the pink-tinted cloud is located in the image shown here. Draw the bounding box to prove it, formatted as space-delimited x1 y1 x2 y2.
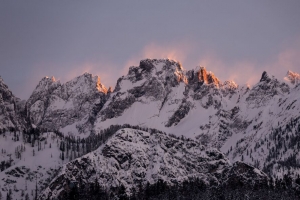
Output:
196 53 260 86
123 40 194 75
22 37 300 100
268 37 300 79
196 37 300 87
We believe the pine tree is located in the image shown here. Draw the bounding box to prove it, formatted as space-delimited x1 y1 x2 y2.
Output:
35 176 38 200
6 189 12 200
0 94 3 104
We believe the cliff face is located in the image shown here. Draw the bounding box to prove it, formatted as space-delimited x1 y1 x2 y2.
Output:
0 77 25 131
197 66 220 85
25 73 107 136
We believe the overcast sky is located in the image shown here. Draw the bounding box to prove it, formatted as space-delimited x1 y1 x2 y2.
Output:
1 0 300 99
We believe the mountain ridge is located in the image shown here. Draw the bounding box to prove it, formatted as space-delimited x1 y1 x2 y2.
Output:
1 58 300 199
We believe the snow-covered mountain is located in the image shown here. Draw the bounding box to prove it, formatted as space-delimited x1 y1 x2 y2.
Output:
95 59 233 135
25 73 108 137
90 59 300 179
39 128 269 199
1 58 300 199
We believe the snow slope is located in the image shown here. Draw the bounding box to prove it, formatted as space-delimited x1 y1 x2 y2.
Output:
0 131 68 200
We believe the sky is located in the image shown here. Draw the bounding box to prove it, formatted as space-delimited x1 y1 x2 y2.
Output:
1 0 300 99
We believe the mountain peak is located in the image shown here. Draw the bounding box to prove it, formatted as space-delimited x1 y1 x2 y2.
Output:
95 76 108 93
107 86 113 93
0 76 8 89
222 80 238 89
259 71 271 82
285 70 300 85
40 76 57 84
139 58 182 73
64 73 107 93
34 76 59 92
196 66 220 85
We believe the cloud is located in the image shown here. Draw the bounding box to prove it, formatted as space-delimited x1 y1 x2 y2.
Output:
19 37 300 100
142 42 190 63
195 37 300 87
196 53 260 86
123 40 194 74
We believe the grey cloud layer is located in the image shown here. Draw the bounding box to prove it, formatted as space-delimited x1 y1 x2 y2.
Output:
1 0 300 99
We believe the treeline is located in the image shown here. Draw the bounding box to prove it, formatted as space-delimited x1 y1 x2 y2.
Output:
0 124 169 173
263 116 300 177
226 115 300 179
56 124 169 162
59 176 300 200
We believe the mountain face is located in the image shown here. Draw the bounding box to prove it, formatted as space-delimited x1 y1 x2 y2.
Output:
0 77 25 131
25 73 108 137
1 59 300 199
90 59 300 179
95 59 236 135
92 58 242 151
39 128 268 200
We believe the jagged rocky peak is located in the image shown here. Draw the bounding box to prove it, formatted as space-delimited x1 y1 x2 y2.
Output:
68 72 108 94
246 71 290 107
39 76 57 84
107 86 113 93
222 80 238 89
34 76 60 93
259 71 271 82
220 80 239 97
95 76 108 93
139 58 183 72
196 66 220 85
25 72 109 132
285 70 300 85
0 76 15 102
125 58 186 86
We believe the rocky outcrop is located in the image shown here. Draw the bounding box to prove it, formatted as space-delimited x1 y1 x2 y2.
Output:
285 70 300 86
246 71 289 108
98 59 187 123
0 77 25 131
197 66 220 85
39 128 268 199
